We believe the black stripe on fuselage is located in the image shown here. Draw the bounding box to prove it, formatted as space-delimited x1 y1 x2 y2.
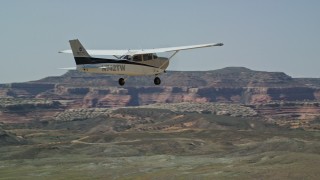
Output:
74 57 157 68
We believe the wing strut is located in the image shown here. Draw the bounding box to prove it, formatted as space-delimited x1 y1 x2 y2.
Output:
168 50 179 60
158 50 179 70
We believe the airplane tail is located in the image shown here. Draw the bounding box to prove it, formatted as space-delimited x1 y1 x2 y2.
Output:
69 39 92 65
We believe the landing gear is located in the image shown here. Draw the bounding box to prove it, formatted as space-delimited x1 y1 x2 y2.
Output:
154 77 161 85
118 77 161 86
118 78 125 86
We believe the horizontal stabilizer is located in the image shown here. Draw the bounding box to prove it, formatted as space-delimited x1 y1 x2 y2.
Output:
59 49 131 56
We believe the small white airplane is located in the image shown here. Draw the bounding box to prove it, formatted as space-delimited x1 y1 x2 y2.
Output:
59 39 223 86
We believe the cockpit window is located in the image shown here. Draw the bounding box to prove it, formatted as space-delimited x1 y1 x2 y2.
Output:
153 53 158 59
120 55 131 60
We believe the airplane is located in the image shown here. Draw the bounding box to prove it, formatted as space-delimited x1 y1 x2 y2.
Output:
59 39 223 86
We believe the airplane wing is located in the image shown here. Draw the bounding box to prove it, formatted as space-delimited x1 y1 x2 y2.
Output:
59 43 223 56
131 43 224 55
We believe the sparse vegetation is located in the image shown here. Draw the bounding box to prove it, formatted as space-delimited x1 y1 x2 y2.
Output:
0 98 62 112
1 108 320 179
1 67 320 179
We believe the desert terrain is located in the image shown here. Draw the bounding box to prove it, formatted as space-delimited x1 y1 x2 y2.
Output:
1 67 320 179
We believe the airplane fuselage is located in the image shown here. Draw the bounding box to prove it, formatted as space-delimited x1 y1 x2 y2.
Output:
77 57 169 76
61 39 223 85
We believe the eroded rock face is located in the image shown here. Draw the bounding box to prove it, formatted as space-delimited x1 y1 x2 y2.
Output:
1 67 320 129
1 67 320 107
38 86 318 107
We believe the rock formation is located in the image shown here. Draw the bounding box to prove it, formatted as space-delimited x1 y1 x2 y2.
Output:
0 67 320 129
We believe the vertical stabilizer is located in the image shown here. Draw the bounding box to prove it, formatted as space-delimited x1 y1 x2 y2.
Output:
69 39 91 57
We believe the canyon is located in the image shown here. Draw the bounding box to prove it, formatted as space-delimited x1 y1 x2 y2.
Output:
1 67 320 179
1 67 320 129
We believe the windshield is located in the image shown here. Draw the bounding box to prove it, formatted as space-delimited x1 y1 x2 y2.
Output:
153 53 158 59
120 55 131 60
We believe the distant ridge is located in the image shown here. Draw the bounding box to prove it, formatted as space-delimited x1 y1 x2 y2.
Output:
30 66 302 88
210 66 253 73
0 67 319 108
1 67 320 129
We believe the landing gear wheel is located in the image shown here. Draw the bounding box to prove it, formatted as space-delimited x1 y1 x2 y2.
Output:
154 77 161 85
119 78 125 86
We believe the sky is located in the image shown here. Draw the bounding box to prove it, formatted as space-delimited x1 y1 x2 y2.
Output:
0 0 320 83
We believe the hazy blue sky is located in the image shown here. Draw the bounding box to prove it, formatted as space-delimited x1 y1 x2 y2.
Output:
1 0 319 83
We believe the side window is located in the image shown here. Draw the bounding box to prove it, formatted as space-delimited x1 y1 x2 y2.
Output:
143 54 153 61
148 54 153 60
143 54 149 61
133 55 142 62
